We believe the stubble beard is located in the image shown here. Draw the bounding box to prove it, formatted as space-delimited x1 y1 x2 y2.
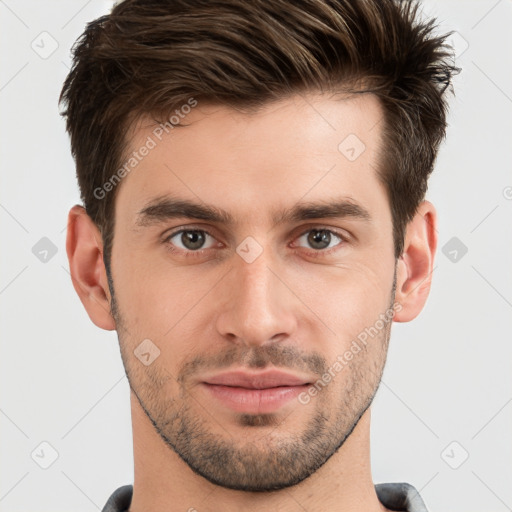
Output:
107 264 396 492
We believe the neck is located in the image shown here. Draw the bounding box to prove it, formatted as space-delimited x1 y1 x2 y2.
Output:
128 392 388 512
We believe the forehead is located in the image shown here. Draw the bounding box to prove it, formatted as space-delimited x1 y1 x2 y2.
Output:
114 92 387 226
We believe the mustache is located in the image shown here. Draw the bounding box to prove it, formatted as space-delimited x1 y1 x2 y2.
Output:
177 344 327 384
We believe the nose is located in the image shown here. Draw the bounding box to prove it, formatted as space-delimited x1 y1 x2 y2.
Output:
215 247 298 348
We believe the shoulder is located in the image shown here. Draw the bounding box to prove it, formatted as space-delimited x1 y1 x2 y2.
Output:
375 482 429 512
101 484 133 512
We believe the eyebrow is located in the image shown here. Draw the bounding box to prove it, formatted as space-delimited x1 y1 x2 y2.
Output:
134 194 372 229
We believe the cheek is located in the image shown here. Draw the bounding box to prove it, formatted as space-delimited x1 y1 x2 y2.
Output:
293 262 392 338
114 260 223 351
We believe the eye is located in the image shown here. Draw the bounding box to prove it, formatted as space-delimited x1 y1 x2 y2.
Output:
165 229 218 252
294 228 345 252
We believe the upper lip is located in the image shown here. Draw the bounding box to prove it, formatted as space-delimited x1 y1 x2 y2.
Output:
203 369 312 389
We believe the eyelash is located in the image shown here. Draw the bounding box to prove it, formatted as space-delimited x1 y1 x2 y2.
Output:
162 226 349 259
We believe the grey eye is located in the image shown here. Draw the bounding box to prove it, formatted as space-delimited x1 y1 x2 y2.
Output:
169 230 215 251
297 229 343 250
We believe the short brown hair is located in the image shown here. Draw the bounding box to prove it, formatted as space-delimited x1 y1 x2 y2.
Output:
59 0 458 272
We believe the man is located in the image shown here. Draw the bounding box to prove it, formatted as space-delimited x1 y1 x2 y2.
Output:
60 0 457 510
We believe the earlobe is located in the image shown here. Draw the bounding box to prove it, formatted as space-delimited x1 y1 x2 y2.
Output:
66 205 116 331
393 200 438 323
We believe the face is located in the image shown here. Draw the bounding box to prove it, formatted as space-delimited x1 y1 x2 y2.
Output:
108 92 398 491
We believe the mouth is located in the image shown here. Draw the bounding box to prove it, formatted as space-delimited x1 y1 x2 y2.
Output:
201 369 313 414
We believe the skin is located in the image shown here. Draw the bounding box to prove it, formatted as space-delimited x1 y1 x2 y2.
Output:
66 92 437 512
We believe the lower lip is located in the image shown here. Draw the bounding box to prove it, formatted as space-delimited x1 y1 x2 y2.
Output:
202 383 310 414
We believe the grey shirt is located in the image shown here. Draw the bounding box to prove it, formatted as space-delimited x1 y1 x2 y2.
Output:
102 482 428 511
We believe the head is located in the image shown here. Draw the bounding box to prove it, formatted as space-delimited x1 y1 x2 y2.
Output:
62 0 457 493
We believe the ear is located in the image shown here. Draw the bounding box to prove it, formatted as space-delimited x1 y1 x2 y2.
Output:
393 200 438 323
66 205 116 330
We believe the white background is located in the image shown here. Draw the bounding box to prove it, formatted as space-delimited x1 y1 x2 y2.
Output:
0 1 511 511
